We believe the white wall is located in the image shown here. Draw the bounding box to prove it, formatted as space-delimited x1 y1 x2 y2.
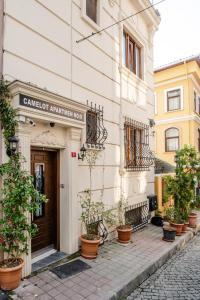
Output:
3 0 159 235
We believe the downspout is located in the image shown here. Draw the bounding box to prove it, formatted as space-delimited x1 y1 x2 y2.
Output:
0 0 4 79
118 0 124 196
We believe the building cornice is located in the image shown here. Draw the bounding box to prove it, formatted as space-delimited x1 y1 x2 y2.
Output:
155 114 200 125
134 0 161 30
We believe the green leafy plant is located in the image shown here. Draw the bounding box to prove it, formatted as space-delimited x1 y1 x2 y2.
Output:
164 145 200 223
117 194 131 228
79 189 116 240
0 80 47 266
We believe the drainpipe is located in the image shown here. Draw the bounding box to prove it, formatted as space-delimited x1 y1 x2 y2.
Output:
118 0 124 195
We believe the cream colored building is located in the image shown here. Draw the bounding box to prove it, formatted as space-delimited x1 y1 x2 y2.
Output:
0 0 160 275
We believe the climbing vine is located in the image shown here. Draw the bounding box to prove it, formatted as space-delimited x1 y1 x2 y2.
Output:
0 80 17 151
0 80 46 265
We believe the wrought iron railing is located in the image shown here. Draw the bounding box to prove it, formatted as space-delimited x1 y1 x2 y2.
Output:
86 216 108 245
86 101 108 149
125 201 149 231
124 117 154 171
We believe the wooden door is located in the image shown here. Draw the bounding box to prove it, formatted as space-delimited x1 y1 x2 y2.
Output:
31 150 57 252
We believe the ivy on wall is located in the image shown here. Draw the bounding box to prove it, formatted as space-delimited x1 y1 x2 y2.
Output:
0 80 46 264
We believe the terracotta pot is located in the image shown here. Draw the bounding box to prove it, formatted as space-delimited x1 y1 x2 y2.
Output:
80 235 100 259
189 213 198 228
117 226 132 243
170 222 183 236
163 226 176 242
182 223 188 233
0 258 24 291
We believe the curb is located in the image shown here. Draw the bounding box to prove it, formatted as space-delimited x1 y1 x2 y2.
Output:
110 225 200 300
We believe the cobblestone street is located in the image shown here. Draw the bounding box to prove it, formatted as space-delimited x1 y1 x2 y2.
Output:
127 233 200 300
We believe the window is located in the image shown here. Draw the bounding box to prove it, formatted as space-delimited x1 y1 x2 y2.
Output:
165 128 179 152
34 163 45 218
86 110 97 145
167 89 181 111
86 104 108 149
124 118 154 171
198 129 200 152
86 0 97 23
122 31 142 79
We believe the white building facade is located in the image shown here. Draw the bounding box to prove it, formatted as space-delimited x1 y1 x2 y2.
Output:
0 0 160 275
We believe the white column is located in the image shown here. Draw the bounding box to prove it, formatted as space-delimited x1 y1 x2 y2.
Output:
17 124 32 277
60 127 82 254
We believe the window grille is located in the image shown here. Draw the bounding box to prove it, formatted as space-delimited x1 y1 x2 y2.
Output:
124 117 154 171
86 101 108 149
125 201 149 231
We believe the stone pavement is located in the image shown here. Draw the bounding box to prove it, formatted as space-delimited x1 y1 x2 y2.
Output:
12 222 199 300
127 232 200 300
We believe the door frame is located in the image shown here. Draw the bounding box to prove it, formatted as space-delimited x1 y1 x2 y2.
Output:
31 147 60 251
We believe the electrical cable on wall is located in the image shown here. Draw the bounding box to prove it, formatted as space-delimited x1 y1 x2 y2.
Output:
76 0 166 44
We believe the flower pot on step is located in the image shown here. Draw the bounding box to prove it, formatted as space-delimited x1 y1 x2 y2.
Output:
80 235 100 259
182 223 188 233
117 225 132 243
0 258 24 291
163 226 176 242
189 213 198 228
170 222 183 236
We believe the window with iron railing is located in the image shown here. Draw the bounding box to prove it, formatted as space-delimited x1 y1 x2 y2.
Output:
124 118 154 171
86 102 108 149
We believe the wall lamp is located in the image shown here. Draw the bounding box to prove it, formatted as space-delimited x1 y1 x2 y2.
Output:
7 136 19 157
78 144 86 161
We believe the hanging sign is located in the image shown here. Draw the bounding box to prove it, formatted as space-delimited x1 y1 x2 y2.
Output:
19 94 84 122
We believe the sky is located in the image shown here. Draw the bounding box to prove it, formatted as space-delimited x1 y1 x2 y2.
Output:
154 0 200 68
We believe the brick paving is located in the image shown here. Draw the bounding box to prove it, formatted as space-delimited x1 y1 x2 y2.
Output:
12 222 199 300
127 232 200 300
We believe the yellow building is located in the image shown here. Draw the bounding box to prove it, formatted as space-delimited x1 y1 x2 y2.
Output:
154 55 200 166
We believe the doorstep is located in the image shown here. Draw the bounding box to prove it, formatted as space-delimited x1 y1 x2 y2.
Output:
32 251 69 274
13 214 200 300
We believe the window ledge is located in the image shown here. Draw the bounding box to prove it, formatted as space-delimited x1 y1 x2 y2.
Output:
81 13 101 32
121 66 147 89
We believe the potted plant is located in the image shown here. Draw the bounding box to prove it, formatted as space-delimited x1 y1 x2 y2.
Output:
188 195 200 228
164 146 200 236
0 80 47 290
165 207 183 236
151 210 163 227
188 212 198 228
116 195 132 244
79 189 107 259
163 226 176 242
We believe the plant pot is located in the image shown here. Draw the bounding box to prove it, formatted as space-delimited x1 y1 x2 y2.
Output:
163 226 176 242
182 223 188 233
117 225 132 243
170 222 183 236
80 235 100 259
151 216 163 227
189 213 198 228
0 258 24 291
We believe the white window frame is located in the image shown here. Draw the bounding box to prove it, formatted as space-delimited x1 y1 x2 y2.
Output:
81 0 101 31
164 86 184 113
122 25 145 82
